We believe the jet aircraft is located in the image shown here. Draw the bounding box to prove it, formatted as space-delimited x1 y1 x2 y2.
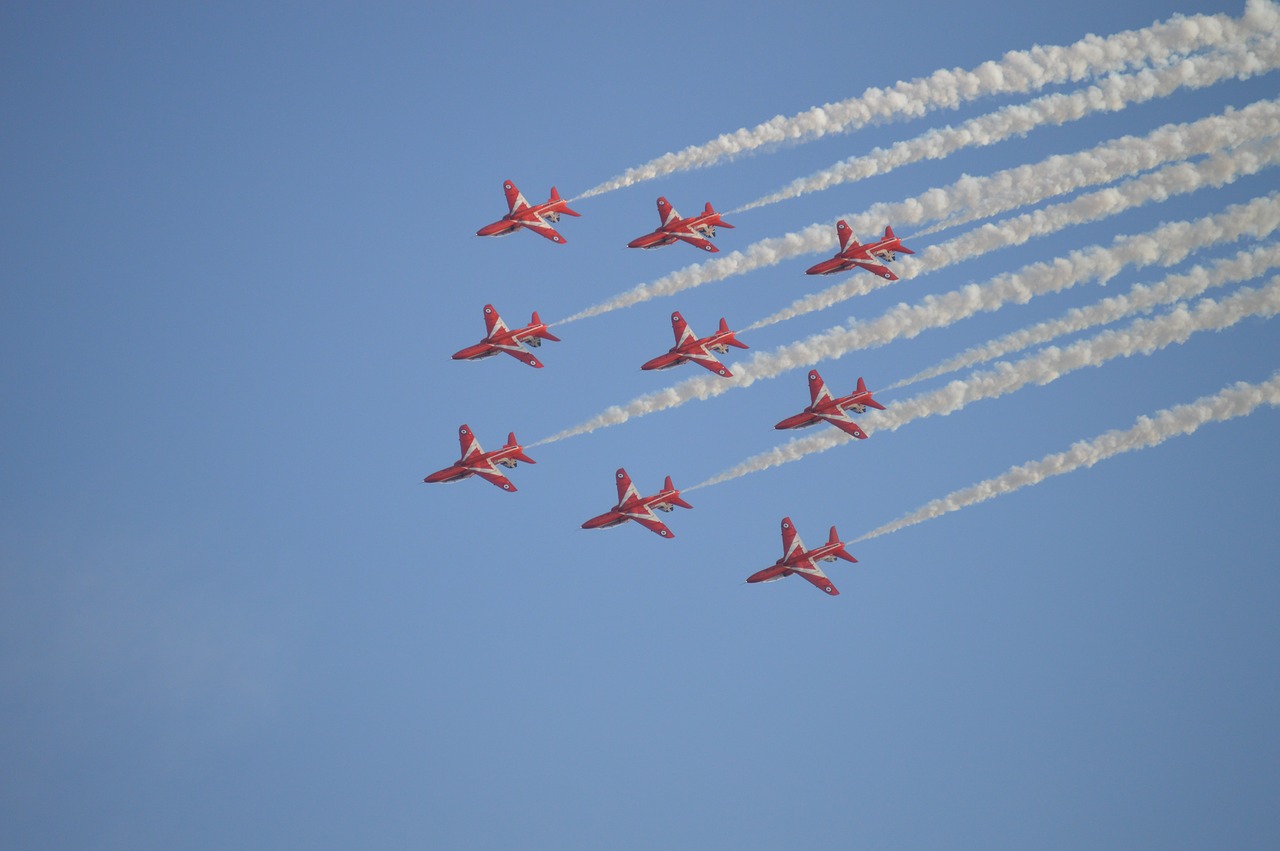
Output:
423 425 535 492
476 180 581 244
581 468 692 538
805 222 914 280
452 304 560 368
775 370 885 439
640 311 748 377
746 517 858 596
627 197 734 253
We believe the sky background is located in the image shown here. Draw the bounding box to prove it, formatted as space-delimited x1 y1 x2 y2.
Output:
3 1 1279 848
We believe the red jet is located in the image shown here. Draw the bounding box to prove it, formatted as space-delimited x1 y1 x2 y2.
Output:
476 180 581 244
641 311 748 377
747 517 858 596
452 304 560 369
581 468 692 538
423 425 535 492
627 197 734 253
775 370 885 440
805 222 914 280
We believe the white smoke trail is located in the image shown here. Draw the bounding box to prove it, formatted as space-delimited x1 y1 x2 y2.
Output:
738 34 1280 212
888 241 1280 389
558 99 1280 324
855 371 1280 541
572 3 1277 199
533 195 1280 448
694 276 1280 488
751 133 1280 328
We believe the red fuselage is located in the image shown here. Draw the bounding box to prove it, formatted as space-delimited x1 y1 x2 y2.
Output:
423 446 523 484
746 540 851 583
581 489 682 528
476 200 566 237
805 234 902 275
641 329 741 371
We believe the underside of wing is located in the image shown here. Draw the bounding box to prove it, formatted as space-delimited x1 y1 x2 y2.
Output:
504 181 528 215
780 517 804 561
820 411 868 439
686 348 732 377
615 468 640 506
836 220 854 253
499 344 544 368
458 425 483 460
629 506 675 538
657 196 680 226
482 304 508 338
470 459 517 491
671 311 695 347
851 260 897 281
523 218 567 244
794 563 840 595
674 232 718 253
808 370 834 407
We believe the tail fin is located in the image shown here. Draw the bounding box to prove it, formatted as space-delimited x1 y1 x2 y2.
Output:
856 377 886 410
506 433 537 465
718 318 749 349
663 476 694 509
550 186 582 217
706 202 735 228
828 526 858 562
885 225 914 254
531 312 561 342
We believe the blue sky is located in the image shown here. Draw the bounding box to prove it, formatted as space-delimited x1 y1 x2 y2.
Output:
3 1 1279 848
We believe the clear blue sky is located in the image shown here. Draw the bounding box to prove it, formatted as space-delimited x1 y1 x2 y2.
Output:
3 2 1279 848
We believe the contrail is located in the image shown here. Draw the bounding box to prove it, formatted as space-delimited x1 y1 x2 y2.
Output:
737 34 1280 212
888 241 1280 390
557 100 1280 324
533 195 1280 448
693 276 1280 488
854 370 1280 541
750 133 1280 328
571 3 1273 199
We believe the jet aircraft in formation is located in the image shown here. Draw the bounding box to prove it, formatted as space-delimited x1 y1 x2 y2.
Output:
452 304 560 368
456 179 916 593
423 425 535 492
641 311 748 377
627 197 734 253
775 370 886 439
746 517 859 596
476 181 581 244
581 468 692 538
805 222 914 280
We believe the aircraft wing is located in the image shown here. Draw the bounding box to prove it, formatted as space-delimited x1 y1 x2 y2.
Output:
818 410 869 439
469 460 517 491
808 370 834 407
793 562 840 596
780 517 805 561
673 232 719 253
458 425 483 461
503 181 529 215
836 220 855 253
627 504 675 538
482 304 507 338
497 344 544 368
851 260 898 281
656 196 680 227
521 216 568 244
671 312 696 348
614 468 641 506
684 347 732 377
